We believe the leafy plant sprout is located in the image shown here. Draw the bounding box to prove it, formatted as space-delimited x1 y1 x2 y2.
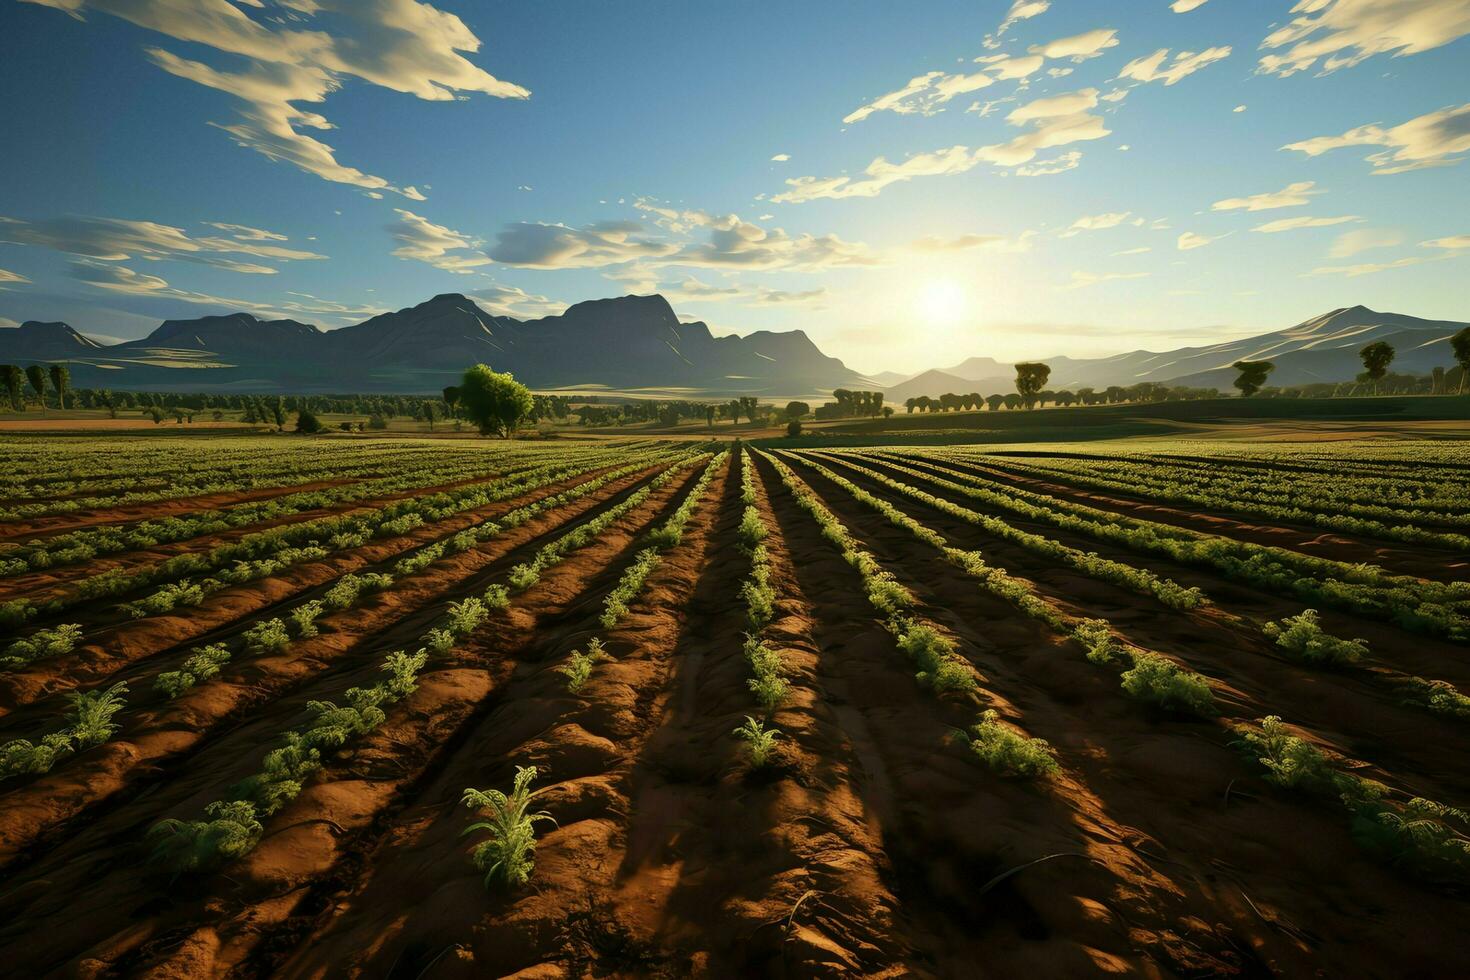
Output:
462 765 557 888
733 716 781 768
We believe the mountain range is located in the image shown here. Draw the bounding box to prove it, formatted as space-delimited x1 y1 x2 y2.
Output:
0 298 1462 398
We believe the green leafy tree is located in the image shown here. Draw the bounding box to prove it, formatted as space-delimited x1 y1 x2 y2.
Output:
1232 360 1274 397
295 408 324 434
24 365 47 415
1 365 23 411
1358 341 1395 395
985 393 1004 412
460 364 534 437
1450 326 1470 395
1014 362 1051 409
784 400 810 420
442 385 461 416
48 364 70 410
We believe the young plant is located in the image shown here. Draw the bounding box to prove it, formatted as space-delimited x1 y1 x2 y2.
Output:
447 597 488 636
243 617 291 654
290 600 324 638
555 638 608 693
1072 618 1121 666
482 584 511 610
733 716 781 768
148 800 263 873
68 682 129 748
155 643 232 698
1120 654 1214 715
744 635 790 711
959 710 1060 778
1263 609 1368 667
1 623 83 669
895 623 975 694
1 733 73 780
461 765 557 889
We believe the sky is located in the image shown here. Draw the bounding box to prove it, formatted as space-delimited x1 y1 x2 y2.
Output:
0 0 1468 377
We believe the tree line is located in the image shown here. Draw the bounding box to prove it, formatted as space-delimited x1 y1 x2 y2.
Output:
1232 328 1470 397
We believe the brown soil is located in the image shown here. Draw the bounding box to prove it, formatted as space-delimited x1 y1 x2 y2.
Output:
1 445 1464 979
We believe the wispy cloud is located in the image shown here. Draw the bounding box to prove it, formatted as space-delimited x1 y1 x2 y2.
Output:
1252 215 1361 232
909 231 1036 252
1258 0 1470 77
1061 211 1130 237
1212 180 1321 211
1282 101 1470 174
1422 234 1470 249
388 209 490 272
1328 228 1403 258
1117 46 1232 85
0 268 32 286
0 213 326 274
1177 231 1224 250
25 0 528 196
1068 270 1151 288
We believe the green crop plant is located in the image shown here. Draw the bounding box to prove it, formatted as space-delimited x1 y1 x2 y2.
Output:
1263 609 1368 667
382 650 428 699
1351 798 1470 881
738 506 767 549
958 710 1060 778
1397 677 1470 720
744 635 790 711
1120 654 1214 715
1072 618 1121 665
895 623 975 693
733 716 781 768
68 682 129 748
482 584 510 610
289 600 325 638
556 638 609 693
446 597 488 636
243 617 291 654
1 623 83 669
462 765 557 889
740 560 776 629
1 733 73 780
148 800 264 873
155 643 232 698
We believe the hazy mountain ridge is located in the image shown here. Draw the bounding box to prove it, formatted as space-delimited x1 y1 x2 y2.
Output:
0 293 866 395
884 306 1468 397
1 301 1461 397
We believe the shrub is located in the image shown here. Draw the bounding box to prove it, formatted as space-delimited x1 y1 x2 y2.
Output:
556 638 608 693
1263 609 1368 667
786 419 802 438
462 765 557 889
295 409 324 434
959 710 1060 778
733 716 781 768
1121 654 1214 715
367 414 388 430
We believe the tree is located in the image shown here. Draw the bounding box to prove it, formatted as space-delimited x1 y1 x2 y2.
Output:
739 396 759 423
98 389 116 418
48 364 70 410
1358 341 1395 395
1 365 23 411
296 408 324 434
1432 366 1445 395
1451 326 1470 395
1014 362 1051 409
1232 360 1274 397
270 396 287 429
367 414 388 430
904 397 916 414
442 386 461 416
460 364 534 437
422 400 440 431
24 365 47 415
786 419 803 438
784 401 810 420
705 405 715 428
985 393 1004 412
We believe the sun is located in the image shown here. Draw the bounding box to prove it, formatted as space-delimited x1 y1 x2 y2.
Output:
916 279 968 324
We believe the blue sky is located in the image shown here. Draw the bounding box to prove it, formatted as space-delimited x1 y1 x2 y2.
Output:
1 0 1467 375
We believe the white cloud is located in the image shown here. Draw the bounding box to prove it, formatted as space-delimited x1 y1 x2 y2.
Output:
771 145 980 202
770 153 790 162
1258 0 1470 77
485 220 676 270
1177 231 1222 249
1030 28 1119 62
0 268 31 286
388 209 490 272
1117 46 1232 85
1212 180 1321 211
1172 0 1210 11
1013 150 1084 175
975 108 1111 167
26 0 528 195
0 213 326 273
1328 228 1403 257
1007 87 1099 123
1067 270 1150 288
991 1 1050 45
1252 215 1361 232
909 230 1035 252
67 259 381 322
1112 246 1151 255
203 222 287 241
466 283 567 319
1307 256 1437 277
607 270 827 308
1282 102 1470 174
1422 234 1470 249
1061 211 1130 237
1234 104 1247 113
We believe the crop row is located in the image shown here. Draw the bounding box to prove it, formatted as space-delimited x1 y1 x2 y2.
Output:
856 450 1470 641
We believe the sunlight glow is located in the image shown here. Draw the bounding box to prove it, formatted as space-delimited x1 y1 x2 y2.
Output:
916 279 968 325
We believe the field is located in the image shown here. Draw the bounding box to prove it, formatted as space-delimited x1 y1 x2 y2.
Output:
0 432 1467 977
